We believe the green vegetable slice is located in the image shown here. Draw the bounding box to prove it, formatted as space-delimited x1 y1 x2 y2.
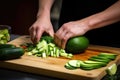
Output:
65 63 77 70
106 63 117 76
98 53 117 60
84 60 107 66
90 56 111 62
88 57 110 63
68 60 81 68
80 61 104 70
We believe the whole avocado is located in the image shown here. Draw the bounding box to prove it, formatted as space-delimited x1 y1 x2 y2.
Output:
65 36 89 54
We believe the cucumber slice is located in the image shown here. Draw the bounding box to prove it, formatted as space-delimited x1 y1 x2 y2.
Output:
90 56 111 62
68 60 81 68
98 53 117 60
84 60 103 64
99 53 117 56
106 63 117 76
88 57 110 63
80 61 104 70
65 63 77 70
84 60 107 66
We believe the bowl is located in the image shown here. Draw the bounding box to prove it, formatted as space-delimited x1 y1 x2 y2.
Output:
0 25 11 33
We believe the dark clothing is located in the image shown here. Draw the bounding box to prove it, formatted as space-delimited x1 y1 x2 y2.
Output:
59 0 120 47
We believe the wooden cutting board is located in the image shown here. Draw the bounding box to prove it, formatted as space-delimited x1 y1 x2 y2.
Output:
0 35 120 80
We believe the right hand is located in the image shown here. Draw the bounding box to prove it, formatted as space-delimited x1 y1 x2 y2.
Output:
54 20 90 49
29 16 54 43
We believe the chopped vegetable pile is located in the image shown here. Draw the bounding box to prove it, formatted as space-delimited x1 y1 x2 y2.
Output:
21 36 73 59
0 29 10 44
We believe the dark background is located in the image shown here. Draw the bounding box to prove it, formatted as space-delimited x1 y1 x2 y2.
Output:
0 0 38 35
0 0 61 35
0 0 120 80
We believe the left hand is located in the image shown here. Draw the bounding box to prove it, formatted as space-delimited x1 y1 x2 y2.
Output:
54 20 89 49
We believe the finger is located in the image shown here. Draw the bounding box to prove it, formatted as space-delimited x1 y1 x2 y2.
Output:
60 29 68 39
55 27 69 48
54 27 63 47
59 30 67 48
48 28 54 38
29 27 36 43
61 32 72 49
54 34 61 47
29 27 33 39
55 27 64 38
35 28 44 43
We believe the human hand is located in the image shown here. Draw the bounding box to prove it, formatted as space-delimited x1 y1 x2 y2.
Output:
29 16 54 43
54 20 89 49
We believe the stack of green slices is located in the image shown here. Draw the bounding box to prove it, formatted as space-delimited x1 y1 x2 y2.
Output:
65 53 118 70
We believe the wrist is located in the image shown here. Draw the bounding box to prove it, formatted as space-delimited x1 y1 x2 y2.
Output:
37 8 51 19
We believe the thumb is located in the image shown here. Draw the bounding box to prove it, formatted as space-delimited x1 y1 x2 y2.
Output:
48 29 54 37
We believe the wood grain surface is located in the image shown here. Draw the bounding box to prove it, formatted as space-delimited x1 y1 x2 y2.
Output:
0 35 120 80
